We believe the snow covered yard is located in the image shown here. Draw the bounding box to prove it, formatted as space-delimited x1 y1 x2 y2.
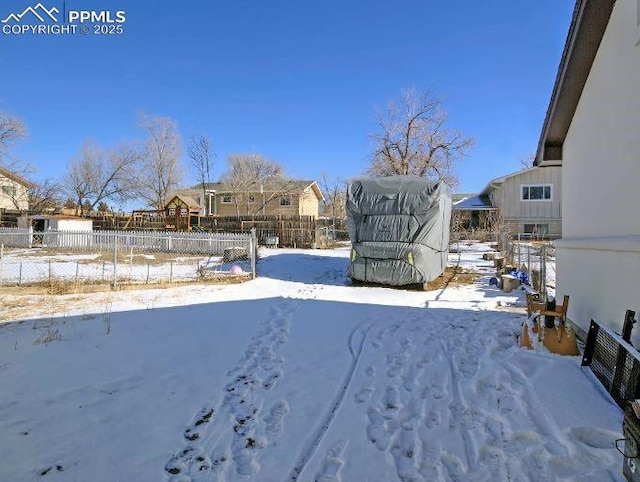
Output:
0 242 624 481
0 248 251 288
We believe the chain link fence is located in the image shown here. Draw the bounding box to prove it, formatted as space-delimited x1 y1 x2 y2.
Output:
0 228 257 291
501 236 556 298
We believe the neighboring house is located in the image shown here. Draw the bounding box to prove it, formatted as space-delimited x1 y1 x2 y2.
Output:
452 193 496 230
0 166 33 212
480 166 563 238
534 0 639 342
453 166 562 237
171 180 325 219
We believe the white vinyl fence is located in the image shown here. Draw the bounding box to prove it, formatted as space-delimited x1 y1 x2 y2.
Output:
0 228 257 289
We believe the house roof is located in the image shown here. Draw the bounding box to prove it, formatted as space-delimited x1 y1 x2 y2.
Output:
165 195 200 209
0 166 35 188
451 193 476 203
479 167 541 195
452 194 496 211
20 214 91 221
194 180 324 200
534 0 616 166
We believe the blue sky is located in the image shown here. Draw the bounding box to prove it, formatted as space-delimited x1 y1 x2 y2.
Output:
0 0 575 198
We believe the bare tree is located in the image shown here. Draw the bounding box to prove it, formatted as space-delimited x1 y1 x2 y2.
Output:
188 135 214 215
0 111 27 166
28 178 62 213
220 153 294 217
320 172 346 219
63 141 139 215
136 114 183 210
520 152 536 170
368 88 473 188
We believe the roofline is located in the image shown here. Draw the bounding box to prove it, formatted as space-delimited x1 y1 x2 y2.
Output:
193 180 324 200
0 166 36 188
480 165 561 195
534 0 616 166
452 206 497 211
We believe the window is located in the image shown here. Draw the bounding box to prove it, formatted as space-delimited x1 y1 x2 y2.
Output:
521 184 552 201
280 195 291 206
221 194 234 204
247 194 256 203
168 208 176 216
1 185 16 197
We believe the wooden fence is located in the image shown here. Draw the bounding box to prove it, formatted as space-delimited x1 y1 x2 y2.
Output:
90 215 347 248
3 214 349 248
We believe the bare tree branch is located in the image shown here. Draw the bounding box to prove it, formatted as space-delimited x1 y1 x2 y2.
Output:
220 153 293 217
320 172 346 219
0 112 27 163
136 114 184 210
29 178 62 213
188 135 214 215
368 88 474 188
63 141 140 215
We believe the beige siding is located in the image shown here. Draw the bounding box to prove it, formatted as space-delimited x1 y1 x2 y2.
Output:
0 175 29 211
494 166 562 236
504 219 562 238
556 0 640 342
298 188 320 218
214 193 301 217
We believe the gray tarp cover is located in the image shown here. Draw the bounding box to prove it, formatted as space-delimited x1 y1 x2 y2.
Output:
346 176 452 286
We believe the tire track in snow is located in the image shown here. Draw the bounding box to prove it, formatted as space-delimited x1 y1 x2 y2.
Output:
288 321 372 481
441 338 480 473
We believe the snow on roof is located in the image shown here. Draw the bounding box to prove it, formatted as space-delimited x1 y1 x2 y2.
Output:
452 194 495 210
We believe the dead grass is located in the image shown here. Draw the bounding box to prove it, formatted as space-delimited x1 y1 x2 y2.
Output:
424 265 481 291
0 274 252 297
350 265 480 292
1 248 215 266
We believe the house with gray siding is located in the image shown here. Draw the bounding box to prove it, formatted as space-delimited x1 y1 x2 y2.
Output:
478 165 562 238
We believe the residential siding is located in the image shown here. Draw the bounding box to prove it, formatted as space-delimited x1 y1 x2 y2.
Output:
499 166 562 227
0 175 29 211
556 0 640 343
298 188 320 218
214 193 301 217
503 220 562 238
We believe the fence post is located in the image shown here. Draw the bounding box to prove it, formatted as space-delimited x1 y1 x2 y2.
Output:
113 234 118 289
48 260 52 285
541 245 547 299
146 262 150 284
19 262 23 285
251 228 257 279
170 260 173 282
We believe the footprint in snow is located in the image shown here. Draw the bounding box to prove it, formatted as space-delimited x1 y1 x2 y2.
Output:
314 439 348 482
354 384 374 404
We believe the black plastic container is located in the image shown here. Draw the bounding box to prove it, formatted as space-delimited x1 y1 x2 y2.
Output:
544 297 556 328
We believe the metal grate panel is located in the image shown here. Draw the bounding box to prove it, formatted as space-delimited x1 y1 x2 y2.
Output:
583 319 640 408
